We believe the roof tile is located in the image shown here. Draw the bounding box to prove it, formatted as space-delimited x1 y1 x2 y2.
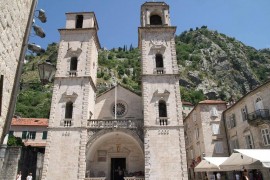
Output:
11 118 48 126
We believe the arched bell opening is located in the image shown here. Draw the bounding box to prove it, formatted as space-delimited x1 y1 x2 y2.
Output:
86 130 144 180
150 14 162 25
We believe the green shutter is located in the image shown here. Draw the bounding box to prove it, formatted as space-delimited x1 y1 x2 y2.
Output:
42 131 47 139
22 131 27 139
32 132 36 139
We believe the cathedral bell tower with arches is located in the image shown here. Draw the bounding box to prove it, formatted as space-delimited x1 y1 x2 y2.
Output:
139 2 188 179
41 12 100 180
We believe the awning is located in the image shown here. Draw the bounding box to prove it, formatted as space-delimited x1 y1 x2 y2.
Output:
194 157 228 172
220 149 270 170
235 149 270 168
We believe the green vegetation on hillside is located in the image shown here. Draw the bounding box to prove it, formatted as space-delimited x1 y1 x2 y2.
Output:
15 28 270 118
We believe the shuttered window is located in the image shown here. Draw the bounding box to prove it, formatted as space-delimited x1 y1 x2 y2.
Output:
22 131 27 139
245 135 254 149
42 131 48 140
261 128 270 146
28 131 36 139
215 141 224 153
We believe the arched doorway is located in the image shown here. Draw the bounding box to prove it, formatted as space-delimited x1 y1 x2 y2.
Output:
86 130 144 180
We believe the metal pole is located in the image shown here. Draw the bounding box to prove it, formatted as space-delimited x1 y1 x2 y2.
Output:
114 83 117 119
1 0 38 144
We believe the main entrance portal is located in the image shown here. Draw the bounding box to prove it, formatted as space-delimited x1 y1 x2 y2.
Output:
111 158 126 180
86 130 144 179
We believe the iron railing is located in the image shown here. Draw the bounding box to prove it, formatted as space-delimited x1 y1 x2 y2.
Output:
247 109 270 121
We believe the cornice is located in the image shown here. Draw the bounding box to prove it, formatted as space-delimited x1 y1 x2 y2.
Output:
59 28 101 49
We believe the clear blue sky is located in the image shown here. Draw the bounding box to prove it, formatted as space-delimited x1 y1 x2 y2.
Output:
31 0 270 50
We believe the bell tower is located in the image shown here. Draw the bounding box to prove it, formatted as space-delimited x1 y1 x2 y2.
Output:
41 12 100 180
139 2 188 179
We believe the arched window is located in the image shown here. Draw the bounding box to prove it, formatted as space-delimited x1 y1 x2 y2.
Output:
70 57 78 71
150 15 162 25
76 15 84 28
255 97 264 110
65 101 73 119
158 100 167 117
155 54 164 68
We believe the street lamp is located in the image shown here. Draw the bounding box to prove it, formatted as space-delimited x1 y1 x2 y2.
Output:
38 60 56 85
33 25 46 38
28 43 45 53
37 9 47 23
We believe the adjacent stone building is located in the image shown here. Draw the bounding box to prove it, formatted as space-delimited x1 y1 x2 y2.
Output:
0 0 34 143
0 1 35 179
42 2 188 180
9 117 48 147
182 101 194 119
8 118 48 180
223 81 270 178
184 100 228 179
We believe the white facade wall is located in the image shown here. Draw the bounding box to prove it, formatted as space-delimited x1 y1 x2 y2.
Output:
0 0 33 141
95 86 143 119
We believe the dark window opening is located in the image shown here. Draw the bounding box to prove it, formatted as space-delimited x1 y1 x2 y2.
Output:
9 131 14 136
155 54 164 68
65 101 73 119
70 57 78 71
0 75 3 116
159 100 167 117
150 15 162 25
76 15 84 28
22 131 27 139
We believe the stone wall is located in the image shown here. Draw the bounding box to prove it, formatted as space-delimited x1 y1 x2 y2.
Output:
0 146 21 180
0 0 33 141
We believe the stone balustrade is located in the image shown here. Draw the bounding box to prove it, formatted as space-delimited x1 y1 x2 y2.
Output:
84 178 106 180
87 119 143 129
124 177 145 180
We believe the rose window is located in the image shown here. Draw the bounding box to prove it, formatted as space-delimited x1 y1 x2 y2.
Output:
112 102 127 117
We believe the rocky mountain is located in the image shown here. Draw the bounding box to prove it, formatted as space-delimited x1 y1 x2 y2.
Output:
176 27 270 100
15 28 270 118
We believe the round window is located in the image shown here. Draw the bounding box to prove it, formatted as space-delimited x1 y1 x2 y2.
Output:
112 102 127 117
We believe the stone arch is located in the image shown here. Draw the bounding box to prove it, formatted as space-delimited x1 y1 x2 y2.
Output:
86 129 144 155
85 129 144 178
150 13 163 25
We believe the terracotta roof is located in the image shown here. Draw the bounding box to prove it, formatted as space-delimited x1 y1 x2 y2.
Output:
11 118 48 127
24 142 46 147
199 100 226 104
182 101 193 106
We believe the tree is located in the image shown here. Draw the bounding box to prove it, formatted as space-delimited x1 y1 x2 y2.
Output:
129 44 134 51
8 135 24 146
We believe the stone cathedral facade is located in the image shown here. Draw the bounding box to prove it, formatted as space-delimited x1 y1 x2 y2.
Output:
42 2 188 180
